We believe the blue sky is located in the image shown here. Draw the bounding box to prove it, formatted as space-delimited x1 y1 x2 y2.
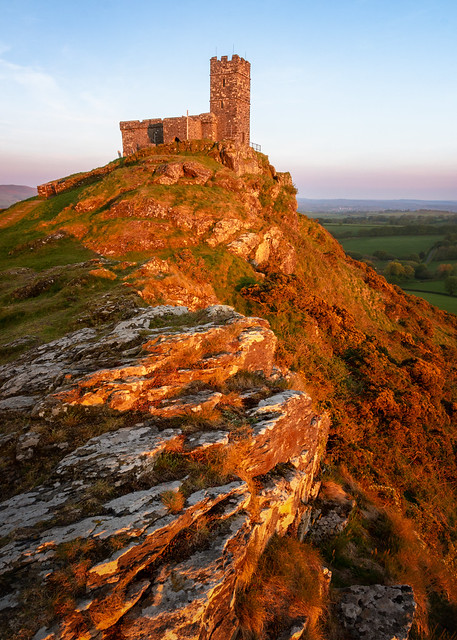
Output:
0 0 456 198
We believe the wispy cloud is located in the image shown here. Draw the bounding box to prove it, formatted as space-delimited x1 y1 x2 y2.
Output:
0 57 61 107
0 58 54 87
0 55 115 120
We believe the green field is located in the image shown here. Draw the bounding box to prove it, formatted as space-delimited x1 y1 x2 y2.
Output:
404 289 457 314
337 235 443 257
402 280 447 293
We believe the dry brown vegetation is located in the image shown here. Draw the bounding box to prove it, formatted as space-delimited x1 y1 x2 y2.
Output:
236 535 328 640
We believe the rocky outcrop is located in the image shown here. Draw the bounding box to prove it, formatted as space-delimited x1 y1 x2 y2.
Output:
308 480 356 543
0 304 329 640
36 141 297 287
124 258 219 310
217 141 264 176
227 226 296 275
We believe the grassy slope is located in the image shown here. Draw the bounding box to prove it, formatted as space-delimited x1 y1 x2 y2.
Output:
0 191 147 360
320 220 457 316
2 147 457 637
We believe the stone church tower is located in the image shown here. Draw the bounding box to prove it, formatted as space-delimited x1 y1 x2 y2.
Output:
120 55 251 155
210 55 250 145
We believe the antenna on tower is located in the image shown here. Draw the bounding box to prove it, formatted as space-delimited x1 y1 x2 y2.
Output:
232 44 235 55
216 46 218 57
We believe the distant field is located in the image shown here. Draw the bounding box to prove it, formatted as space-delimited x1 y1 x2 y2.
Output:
404 290 457 314
319 217 457 315
337 235 443 257
402 280 447 293
323 224 381 235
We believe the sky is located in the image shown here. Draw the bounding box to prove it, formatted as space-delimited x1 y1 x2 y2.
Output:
0 0 456 199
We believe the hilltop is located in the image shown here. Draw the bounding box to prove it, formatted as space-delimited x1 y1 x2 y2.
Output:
1 141 457 640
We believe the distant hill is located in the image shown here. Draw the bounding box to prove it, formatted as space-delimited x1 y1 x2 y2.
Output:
297 197 457 213
0 184 36 208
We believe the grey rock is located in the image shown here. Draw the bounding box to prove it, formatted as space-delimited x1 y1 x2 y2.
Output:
310 507 351 543
338 584 416 640
55 424 181 480
185 429 229 450
16 429 42 460
152 390 223 416
0 487 70 536
0 395 39 411
0 592 19 611
32 627 56 640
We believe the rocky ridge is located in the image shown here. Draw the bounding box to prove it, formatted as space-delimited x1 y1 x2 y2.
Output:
0 304 329 639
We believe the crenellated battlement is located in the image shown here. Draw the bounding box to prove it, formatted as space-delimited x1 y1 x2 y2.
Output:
210 54 250 77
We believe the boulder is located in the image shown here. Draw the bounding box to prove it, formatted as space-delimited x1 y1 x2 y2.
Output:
337 584 416 640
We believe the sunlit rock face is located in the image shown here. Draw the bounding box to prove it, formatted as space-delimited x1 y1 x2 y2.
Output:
0 304 329 640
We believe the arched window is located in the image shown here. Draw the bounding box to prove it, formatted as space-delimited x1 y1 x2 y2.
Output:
222 78 226 87
220 100 224 109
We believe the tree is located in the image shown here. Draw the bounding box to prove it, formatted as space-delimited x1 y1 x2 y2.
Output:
414 263 433 280
444 276 457 296
437 264 454 279
384 261 414 281
385 261 405 278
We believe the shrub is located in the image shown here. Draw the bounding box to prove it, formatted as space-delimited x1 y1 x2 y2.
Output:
160 488 186 513
436 264 454 279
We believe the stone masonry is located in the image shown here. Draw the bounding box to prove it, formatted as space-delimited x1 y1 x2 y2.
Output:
210 55 250 144
119 55 250 155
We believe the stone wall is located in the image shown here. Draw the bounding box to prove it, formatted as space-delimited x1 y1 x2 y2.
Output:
120 113 219 155
163 112 218 144
119 119 164 156
37 163 118 198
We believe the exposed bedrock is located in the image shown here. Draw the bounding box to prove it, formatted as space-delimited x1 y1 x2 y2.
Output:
0 304 329 640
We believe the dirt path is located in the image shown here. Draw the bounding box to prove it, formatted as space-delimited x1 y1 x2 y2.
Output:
0 200 38 229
